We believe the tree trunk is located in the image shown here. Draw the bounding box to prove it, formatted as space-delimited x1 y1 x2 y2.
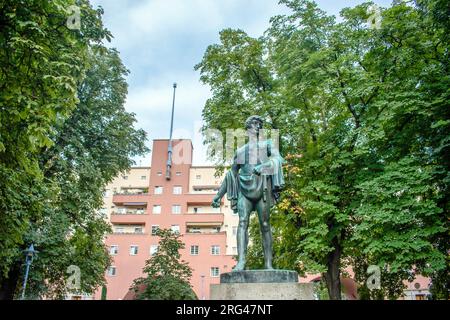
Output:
0 262 21 300
324 238 342 300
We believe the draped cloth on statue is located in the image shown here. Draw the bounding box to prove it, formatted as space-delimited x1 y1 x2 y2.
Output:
269 150 285 203
224 170 239 213
223 140 285 213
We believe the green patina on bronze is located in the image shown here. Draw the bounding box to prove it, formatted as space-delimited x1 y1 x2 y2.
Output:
212 115 285 271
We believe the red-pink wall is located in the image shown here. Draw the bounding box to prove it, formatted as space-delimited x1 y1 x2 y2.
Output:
95 139 234 300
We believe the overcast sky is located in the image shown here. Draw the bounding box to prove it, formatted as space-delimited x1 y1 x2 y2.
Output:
90 0 392 166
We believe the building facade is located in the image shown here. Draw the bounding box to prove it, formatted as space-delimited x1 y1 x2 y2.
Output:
94 139 238 300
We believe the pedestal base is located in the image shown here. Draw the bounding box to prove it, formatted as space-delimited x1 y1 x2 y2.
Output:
210 282 315 300
211 270 315 300
220 269 298 283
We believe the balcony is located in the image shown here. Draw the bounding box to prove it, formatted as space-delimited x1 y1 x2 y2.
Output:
113 208 146 215
114 187 148 195
110 213 148 224
192 185 219 192
111 230 146 235
112 225 145 235
184 213 224 224
185 193 220 205
185 229 226 235
112 194 148 205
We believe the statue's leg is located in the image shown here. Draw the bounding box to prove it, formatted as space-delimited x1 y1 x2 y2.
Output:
233 195 253 272
256 198 273 270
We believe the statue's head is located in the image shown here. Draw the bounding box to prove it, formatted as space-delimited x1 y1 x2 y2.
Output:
245 115 263 135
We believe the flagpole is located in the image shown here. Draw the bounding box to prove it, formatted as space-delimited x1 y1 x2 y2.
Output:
166 83 177 180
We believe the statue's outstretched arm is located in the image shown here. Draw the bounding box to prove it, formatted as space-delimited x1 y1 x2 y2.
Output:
212 177 227 207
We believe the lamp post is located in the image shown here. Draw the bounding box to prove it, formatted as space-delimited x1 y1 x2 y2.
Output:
21 244 38 300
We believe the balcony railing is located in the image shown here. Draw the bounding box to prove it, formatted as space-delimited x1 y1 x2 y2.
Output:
192 185 220 192
184 213 224 224
110 213 147 224
114 191 149 196
111 209 146 215
112 194 148 205
112 230 145 235
185 230 225 235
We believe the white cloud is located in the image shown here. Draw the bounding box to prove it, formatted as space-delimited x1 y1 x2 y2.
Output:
91 0 392 166
125 72 213 164
128 0 225 36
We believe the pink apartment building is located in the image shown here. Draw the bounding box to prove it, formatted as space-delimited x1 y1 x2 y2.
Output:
94 139 238 300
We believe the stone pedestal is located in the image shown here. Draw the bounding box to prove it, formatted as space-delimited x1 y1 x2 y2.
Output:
210 270 315 300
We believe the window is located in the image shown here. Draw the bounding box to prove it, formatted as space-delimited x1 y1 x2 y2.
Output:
117 208 126 214
190 245 199 255
103 190 110 198
110 245 118 255
134 227 143 234
108 266 116 276
157 171 162 176
211 245 220 255
129 245 139 255
193 207 199 213
196 175 201 180
136 208 145 214
232 226 237 236
153 205 161 214
172 205 181 214
150 245 158 256
173 186 182 194
176 172 182 176
151 225 159 236
171 225 180 234
210 267 220 277
141 175 147 180
154 186 163 194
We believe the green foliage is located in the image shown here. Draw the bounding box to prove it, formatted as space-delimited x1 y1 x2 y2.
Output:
0 0 148 299
312 279 332 300
21 46 147 299
131 229 197 300
197 0 449 299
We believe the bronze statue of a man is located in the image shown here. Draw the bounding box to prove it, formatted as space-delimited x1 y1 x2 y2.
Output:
212 115 284 271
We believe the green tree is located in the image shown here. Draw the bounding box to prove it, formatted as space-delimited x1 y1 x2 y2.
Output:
21 46 147 300
131 229 197 300
0 0 148 298
197 0 449 299
0 0 112 299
